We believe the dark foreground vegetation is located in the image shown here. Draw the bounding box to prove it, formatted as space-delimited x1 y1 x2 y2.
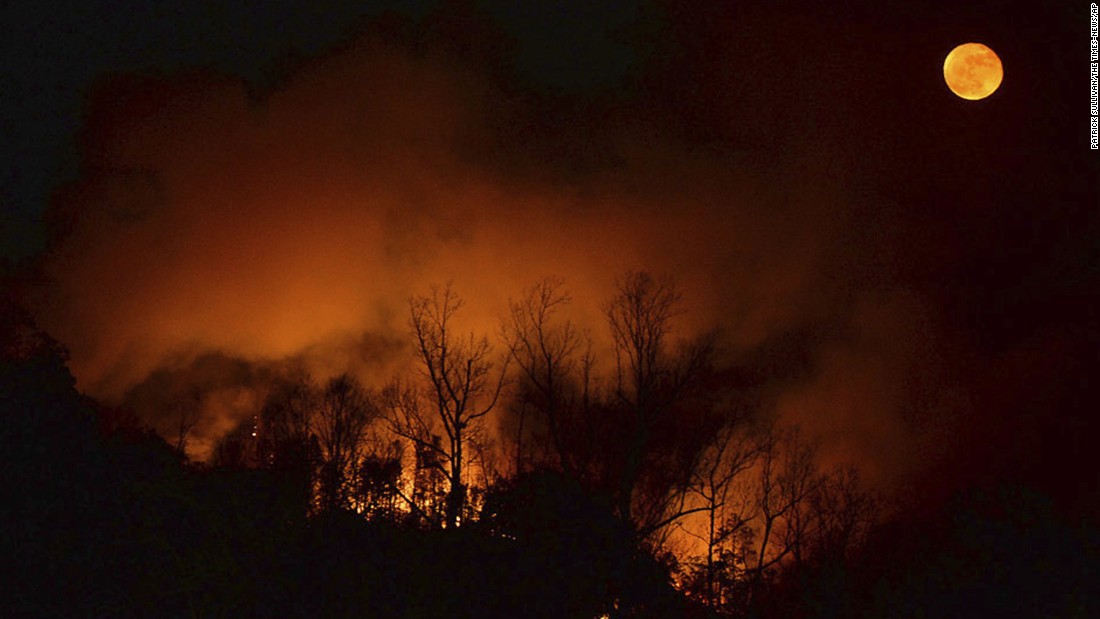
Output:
3 290 1098 618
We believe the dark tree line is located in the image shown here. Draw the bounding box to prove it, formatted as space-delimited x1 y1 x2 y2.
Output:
200 272 889 614
4 285 1097 618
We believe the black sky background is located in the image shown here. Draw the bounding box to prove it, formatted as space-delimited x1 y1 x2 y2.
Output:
3 0 1099 515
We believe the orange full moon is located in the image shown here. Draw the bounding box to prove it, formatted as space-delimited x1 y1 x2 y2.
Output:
943 42 1003 100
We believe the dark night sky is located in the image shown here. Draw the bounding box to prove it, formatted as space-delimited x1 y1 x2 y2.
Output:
3 0 1098 512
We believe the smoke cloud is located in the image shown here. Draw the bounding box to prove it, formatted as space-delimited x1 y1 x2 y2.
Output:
35 17 967 484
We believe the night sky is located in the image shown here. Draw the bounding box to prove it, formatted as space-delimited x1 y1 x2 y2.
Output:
4 0 1098 514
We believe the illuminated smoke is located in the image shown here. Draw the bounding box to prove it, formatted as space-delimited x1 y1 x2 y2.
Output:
35 27 963 480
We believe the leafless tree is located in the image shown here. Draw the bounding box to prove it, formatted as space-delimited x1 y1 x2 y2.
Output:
313 373 378 513
746 426 822 600
501 276 592 474
603 271 716 537
211 417 260 469
388 284 509 529
257 371 316 473
382 379 445 525
171 387 202 458
682 419 763 608
676 421 881 612
352 438 405 521
803 464 881 565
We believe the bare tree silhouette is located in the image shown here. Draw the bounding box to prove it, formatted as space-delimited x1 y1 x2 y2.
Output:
313 373 378 513
747 426 820 601
502 276 594 475
603 271 716 537
387 284 509 529
171 386 202 457
683 419 763 609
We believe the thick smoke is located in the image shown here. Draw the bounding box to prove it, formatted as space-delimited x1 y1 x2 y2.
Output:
35 20 963 482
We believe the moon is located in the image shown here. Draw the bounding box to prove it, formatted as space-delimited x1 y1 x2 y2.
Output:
943 43 1003 100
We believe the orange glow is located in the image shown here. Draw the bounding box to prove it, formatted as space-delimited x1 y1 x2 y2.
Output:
36 34 957 480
